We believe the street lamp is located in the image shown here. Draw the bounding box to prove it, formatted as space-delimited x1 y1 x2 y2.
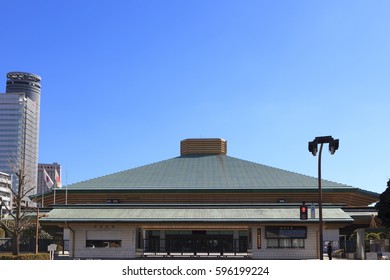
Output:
308 136 339 260
0 197 3 221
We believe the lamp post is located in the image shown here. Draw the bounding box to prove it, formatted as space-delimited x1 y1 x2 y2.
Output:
0 197 3 222
308 136 339 260
35 207 39 255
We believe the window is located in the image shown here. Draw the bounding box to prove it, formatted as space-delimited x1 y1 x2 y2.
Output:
86 240 122 248
265 227 306 249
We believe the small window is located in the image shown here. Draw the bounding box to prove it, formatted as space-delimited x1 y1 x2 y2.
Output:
86 240 122 248
265 227 306 249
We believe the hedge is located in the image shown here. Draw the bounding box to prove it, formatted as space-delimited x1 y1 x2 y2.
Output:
0 253 50 260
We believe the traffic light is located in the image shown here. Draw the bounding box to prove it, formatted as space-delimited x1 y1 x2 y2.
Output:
300 204 308 220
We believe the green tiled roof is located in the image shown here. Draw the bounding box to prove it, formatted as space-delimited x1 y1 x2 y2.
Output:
41 205 353 223
68 155 352 191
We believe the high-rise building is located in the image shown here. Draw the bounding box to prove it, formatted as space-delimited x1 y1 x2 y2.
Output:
0 72 41 196
37 162 61 195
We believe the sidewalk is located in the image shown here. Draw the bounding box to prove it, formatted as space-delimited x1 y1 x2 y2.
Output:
55 251 71 260
323 254 344 260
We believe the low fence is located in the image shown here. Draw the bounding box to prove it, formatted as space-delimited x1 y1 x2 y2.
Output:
340 239 357 253
0 238 53 253
338 238 390 259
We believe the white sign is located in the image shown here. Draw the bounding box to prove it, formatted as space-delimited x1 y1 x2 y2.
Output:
48 244 57 252
48 244 58 260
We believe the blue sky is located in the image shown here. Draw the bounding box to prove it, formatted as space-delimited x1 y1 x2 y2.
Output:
1 0 389 196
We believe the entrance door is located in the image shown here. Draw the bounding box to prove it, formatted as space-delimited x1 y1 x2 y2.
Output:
166 233 234 254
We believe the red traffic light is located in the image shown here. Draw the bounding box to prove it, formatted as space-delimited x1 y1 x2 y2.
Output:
300 205 308 220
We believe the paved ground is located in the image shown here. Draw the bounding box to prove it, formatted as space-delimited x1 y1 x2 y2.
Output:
55 252 351 260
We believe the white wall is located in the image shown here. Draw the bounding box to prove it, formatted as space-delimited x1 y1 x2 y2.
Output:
70 225 136 259
251 225 319 260
323 228 340 249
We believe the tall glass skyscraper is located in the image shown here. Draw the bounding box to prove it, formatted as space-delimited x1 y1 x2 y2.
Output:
0 72 41 196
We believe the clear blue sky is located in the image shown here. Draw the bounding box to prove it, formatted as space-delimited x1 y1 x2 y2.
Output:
1 0 389 196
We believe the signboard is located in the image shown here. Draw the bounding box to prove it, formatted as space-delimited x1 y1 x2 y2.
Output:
48 244 57 260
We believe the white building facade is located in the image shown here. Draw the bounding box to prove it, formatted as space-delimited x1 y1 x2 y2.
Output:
0 172 12 213
44 205 352 260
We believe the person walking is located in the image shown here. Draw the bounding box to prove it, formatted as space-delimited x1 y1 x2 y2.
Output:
327 242 333 260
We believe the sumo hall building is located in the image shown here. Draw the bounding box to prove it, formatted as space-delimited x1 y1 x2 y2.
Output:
39 138 378 259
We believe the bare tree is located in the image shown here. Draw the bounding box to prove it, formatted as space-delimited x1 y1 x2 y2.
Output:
0 156 37 255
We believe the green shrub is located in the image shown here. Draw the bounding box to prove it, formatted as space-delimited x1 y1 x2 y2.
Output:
0 253 50 260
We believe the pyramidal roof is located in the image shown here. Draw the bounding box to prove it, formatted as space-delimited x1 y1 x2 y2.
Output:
68 138 354 191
